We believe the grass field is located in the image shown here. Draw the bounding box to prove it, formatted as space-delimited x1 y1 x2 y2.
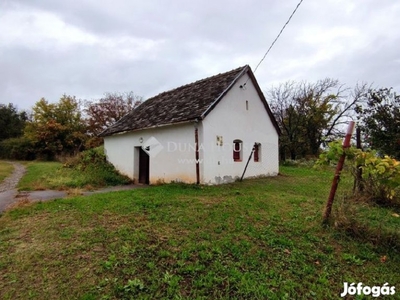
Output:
0 161 14 183
1 166 399 299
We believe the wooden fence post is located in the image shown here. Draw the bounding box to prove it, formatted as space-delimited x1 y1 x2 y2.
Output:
323 121 355 224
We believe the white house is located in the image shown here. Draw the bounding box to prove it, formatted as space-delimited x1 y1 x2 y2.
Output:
100 65 280 184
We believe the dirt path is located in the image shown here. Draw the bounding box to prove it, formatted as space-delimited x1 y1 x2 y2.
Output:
0 161 26 211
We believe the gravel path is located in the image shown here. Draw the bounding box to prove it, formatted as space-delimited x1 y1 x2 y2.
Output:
0 161 26 212
0 162 25 192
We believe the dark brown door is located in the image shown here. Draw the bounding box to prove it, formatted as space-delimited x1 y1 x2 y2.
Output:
139 148 149 184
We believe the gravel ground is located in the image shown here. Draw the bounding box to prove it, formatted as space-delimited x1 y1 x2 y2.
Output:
0 162 25 192
0 161 26 212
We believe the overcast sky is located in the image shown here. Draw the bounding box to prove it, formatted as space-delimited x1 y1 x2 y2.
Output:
1 0 399 111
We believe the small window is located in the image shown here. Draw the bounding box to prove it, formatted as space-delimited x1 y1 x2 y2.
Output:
233 139 242 162
254 143 261 162
246 100 249 110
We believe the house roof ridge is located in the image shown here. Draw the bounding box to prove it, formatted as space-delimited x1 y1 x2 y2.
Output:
150 65 249 100
99 65 264 137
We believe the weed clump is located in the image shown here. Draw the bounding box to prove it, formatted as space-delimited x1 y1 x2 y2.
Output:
63 146 131 186
332 195 400 251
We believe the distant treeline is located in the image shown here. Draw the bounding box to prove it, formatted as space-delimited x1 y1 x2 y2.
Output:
1 81 399 161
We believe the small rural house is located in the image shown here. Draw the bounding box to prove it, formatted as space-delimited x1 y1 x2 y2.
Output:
100 65 280 184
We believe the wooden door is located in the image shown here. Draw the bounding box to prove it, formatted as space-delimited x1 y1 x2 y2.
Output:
138 148 149 184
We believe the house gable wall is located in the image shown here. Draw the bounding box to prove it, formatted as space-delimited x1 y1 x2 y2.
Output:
200 72 279 184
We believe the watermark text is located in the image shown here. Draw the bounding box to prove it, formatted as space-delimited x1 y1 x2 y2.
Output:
340 282 395 297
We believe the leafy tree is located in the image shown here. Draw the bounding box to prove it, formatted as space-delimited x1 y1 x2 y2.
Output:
356 88 400 159
84 92 142 136
24 95 87 159
0 103 28 141
268 79 367 160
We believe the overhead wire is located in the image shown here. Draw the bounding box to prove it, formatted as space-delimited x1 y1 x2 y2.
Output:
244 0 305 85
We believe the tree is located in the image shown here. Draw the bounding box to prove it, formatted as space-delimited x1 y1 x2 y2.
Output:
24 95 87 159
0 103 27 141
268 79 367 160
268 81 306 160
356 88 400 159
84 92 142 136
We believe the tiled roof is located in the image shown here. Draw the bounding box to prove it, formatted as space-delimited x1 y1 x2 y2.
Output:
100 65 280 136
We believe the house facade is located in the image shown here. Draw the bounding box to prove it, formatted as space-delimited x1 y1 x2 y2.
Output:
101 65 280 184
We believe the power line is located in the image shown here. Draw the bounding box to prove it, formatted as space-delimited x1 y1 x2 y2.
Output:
252 0 305 75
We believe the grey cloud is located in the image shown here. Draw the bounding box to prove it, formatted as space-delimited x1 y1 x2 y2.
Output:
1 0 400 110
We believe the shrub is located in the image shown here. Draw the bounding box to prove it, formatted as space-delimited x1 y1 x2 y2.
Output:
281 158 317 168
84 136 104 149
316 141 400 206
0 137 35 160
64 146 105 169
64 146 131 186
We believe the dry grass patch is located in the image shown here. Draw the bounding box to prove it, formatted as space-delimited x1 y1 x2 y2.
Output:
0 161 14 183
5 197 32 211
66 187 84 196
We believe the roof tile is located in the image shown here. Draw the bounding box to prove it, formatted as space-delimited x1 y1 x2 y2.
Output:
100 65 248 136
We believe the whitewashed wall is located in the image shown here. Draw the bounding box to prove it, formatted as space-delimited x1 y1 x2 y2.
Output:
104 123 201 184
104 72 278 185
200 73 279 184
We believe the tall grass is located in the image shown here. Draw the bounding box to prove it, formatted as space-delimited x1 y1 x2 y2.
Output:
0 161 14 183
17 147 131 191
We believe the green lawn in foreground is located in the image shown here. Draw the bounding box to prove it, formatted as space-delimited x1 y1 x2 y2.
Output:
1 166 399 299
0 161 14 183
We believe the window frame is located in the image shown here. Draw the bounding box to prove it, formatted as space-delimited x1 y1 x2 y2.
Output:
254 143 260 162
233 139 242 162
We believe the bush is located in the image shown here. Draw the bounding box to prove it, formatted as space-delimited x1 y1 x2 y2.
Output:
0 137 35 160
64 146 104 169
64 146 131 186
84 136 104 149
281 158 317 168
316 141 400 206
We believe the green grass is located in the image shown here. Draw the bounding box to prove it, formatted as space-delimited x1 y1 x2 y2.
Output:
1 166 399 299
17 161 61 190
17 161 131 191
0 161 14 183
